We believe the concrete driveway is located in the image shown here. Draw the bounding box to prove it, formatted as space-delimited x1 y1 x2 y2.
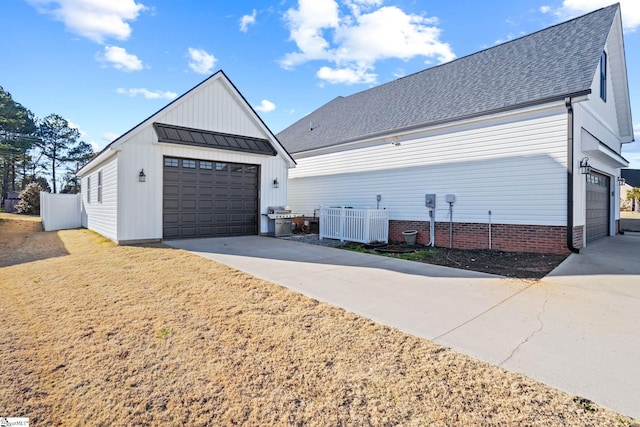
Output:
166 233 640 419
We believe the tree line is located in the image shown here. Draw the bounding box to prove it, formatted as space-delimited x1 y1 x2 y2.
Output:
0 85 95 207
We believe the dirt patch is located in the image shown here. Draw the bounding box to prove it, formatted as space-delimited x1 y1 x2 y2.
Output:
0 214 634 425
341 242 568 279
414 248 567 279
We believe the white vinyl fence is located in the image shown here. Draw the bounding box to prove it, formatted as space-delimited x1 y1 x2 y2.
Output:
40 192 82 231
319 206 389 244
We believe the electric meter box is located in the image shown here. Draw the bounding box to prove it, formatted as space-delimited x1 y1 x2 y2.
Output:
425 194 436 208
445 194 456 204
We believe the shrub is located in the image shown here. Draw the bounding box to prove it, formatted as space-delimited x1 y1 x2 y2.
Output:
15 182 44 215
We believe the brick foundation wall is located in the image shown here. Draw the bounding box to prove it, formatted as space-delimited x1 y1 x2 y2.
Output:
572 225 584 250
389 220 573 254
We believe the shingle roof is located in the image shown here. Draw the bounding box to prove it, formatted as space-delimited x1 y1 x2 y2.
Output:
154 123 277 156
277 4 619 154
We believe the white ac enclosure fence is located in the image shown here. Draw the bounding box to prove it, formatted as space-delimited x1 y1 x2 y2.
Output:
319 206 389 244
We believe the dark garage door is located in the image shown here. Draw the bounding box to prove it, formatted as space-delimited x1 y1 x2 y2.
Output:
163 157 259 239
585 171 610 243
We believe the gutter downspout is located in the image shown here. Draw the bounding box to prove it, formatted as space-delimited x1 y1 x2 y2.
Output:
565 97 580 254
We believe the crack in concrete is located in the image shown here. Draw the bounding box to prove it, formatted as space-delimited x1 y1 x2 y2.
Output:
499 291 549 367
433 280 537 341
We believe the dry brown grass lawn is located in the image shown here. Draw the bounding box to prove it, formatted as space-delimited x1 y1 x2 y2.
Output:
0 213 635 426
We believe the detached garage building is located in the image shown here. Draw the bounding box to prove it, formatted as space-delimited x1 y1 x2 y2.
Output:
78 71 295 244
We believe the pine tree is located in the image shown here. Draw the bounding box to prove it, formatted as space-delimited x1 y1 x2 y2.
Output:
36 114 80 193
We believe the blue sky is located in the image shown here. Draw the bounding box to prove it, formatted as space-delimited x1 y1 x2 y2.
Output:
2 0 639 167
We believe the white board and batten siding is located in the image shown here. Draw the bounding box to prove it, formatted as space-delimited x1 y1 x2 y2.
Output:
80 153 118 241
289 104 569 227
88 73 290 243
77 72 293 243
154 79 265 140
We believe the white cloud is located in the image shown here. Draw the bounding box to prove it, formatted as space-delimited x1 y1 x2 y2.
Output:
64 121 98 150
494 31 526 45
281 0 455 85
187 48 216 74
98 45 143 71
240 9 257 32
253 99 276 113
116 88 177 100
27 0 146 43
67 120 86 137
541 0 640 32
344 0 383 16
392 68 406 78
281 0 340 68
634 123 640 141
102 132 119 142
317 66 376 85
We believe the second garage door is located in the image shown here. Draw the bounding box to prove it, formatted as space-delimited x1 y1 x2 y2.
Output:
585 171 610 243
163 157 259 239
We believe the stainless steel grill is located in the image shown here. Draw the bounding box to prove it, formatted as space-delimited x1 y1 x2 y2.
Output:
266 206 297 236
266 208 297 220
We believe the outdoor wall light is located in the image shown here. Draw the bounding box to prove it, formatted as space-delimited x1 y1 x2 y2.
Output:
618 176 626 186
139 169 146 182
273 178 279 188
579 157 591 175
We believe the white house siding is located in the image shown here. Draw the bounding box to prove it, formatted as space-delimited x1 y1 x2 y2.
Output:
586 46 620 145
81 154 118 241
568 19 630 243
289 104 568 227
573 102 627 241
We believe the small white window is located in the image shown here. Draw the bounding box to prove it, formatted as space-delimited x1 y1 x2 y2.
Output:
183 159 196 169
600 51 607 101
97 171 103 203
